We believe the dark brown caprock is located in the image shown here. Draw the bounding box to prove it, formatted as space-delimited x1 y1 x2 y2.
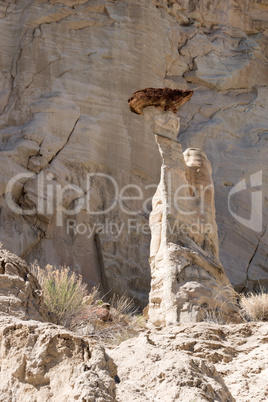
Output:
128 87 194 115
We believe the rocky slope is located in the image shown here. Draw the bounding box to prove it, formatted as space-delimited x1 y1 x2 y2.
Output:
0 248 117 401
0 247 267 401
0 248 53 322
110 321 268 402
0 0 267 304
0 317 117 402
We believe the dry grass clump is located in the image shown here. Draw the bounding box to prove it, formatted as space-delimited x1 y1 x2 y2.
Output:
71 293 146 345
201 285 242 324
30 262 146 343
201 308 227 325
240 290 268 321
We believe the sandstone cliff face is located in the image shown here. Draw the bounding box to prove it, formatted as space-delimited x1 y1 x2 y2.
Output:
0 0 267 302
0 0 167 305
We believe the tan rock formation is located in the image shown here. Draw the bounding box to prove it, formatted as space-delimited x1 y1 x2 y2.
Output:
0 0 267 303
0 248 117 401
0 248 53 322
139 106 240 325
0 0 170 306
110 321 268 402
0 246 266 402
0 317 117 402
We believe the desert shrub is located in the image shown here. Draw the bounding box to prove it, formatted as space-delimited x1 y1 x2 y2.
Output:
31 263 98 327
30 262 145 343
71 293 146 345
240 290 268 321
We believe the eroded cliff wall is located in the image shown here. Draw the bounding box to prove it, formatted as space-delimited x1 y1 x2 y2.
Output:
0 0 267 304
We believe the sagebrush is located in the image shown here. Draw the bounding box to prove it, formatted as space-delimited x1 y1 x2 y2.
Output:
30 262 145 343
31 263 97 327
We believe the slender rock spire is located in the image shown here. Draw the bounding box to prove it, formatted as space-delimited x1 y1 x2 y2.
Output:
128 88 241 325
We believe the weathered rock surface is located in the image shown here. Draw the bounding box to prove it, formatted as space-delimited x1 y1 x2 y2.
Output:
0 0 172 306
0 318 116 402
0 248 53 322
0 247 117 401
0 0 267 302
0 317 117 402
0 247 267 402
110 321 268 402
162 0 268 293
143 107 240 325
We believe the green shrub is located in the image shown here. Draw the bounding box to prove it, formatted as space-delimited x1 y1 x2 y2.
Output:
31 263 98 327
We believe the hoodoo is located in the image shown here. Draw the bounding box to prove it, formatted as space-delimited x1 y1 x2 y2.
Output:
128 88 241 325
